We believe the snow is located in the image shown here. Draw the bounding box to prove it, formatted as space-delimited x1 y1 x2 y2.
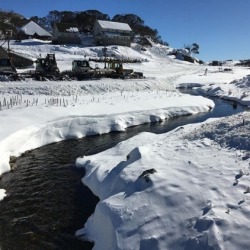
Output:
66 27 79 33
97 20 132 32
19 20 52 37
0 39 250 249
76 112 250 250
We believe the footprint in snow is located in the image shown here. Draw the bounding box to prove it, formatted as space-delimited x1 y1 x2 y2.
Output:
233 179 239 186
235 169 245 179
244 186 250 194
238 197 246 205
202 203 213 215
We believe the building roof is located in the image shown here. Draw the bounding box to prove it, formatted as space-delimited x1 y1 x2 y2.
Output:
97 20 132 32
20 20 52 37
54 23 79 33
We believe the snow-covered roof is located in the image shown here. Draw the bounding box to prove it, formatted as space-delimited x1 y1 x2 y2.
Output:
54 23 79 33
20 21 52 37
65 27 79 33
97 20 132 32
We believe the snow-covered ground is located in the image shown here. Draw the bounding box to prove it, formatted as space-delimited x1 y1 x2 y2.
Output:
0 39 250 249
76 112 250 250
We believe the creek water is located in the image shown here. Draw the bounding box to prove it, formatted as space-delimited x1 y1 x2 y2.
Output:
0 97 245 250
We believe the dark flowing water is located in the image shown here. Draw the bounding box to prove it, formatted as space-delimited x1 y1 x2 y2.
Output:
0 97 245 250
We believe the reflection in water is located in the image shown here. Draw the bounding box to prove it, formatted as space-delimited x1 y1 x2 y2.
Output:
0 97 244 249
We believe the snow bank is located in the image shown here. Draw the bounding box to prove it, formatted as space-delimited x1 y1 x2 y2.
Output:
0 189 6 201
76 112 250 250
176 73 250 107
0 99 213 176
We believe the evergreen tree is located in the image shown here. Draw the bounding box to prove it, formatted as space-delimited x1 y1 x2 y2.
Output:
184 43 200 55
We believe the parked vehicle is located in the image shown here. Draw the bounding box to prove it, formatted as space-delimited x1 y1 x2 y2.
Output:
61 60 100 80
106 60 143 79
3 54 144 81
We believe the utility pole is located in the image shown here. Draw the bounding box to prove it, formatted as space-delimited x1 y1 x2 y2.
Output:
102 46 107 69
6 30 12 61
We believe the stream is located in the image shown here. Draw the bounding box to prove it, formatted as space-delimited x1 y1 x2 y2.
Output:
0 97 245 250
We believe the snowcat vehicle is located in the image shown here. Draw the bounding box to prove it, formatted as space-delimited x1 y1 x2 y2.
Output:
61 60 101 80
71 60 97 80
106 60 143 79
21 54 60 80
35 54 60 79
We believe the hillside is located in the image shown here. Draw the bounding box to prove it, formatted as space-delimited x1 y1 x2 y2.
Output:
0 9 166 45
0 9 205 64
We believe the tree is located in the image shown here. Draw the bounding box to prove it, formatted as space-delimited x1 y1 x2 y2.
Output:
75 10 110 33
47 10 62 26
112 14 144 26
191 43 199 54
60 11 76 24
112 14 168 45
184 43 200 55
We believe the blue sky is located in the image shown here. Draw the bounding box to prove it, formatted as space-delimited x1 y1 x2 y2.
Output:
1 0 249 62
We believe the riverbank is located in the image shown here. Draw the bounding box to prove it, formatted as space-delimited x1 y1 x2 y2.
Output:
0 41 249 181
0 39 250 249
76 111 250 250
0 91 214 177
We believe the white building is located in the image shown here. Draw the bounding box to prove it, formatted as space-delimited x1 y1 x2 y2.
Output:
18 21 52 40
93 20 133 47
